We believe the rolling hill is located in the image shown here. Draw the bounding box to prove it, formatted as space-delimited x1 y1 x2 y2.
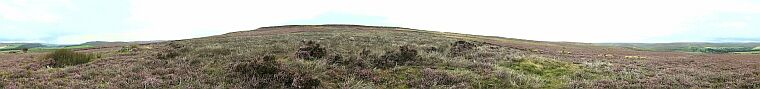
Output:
1 25 759 88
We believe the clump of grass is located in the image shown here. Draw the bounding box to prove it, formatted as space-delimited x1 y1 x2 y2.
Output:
118 45 139 53
506 57 579 76
45 49 94 68
497 56 584 88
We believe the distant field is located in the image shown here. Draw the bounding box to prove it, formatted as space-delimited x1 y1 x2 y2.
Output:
0 44 95 53
597 43 760 54
28 45 95 52
0 41 156 53
734 51 760 54
0 45 21 50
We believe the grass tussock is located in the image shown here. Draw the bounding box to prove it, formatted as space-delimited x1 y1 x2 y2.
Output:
45 49 94 68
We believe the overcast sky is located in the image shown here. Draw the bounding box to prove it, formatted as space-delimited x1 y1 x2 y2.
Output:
1 0 759 44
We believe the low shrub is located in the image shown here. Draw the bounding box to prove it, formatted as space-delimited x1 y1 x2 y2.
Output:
375 45 419 69
45 49 94 68
327 54 369 68
291 74 322 89
411 68 468 88
232 55 280 77
155 43 188 59
230 55 322 89
295 40 326 60
196 47 233 57
450 41 477 56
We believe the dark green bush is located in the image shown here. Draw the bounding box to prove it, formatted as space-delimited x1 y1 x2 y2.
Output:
46 49 94 68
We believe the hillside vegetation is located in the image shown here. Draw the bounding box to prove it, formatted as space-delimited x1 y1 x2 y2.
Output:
597 43 760 54
2 25 760 88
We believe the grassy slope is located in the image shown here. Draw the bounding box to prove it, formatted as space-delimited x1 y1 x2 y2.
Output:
2 25 760 88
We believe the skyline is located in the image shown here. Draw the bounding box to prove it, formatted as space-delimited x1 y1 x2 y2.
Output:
1 0 759 44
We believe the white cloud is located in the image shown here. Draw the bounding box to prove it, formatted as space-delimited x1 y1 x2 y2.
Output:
718 22 748 29
59 0 760 43
334 0 759 42
0 0 71 23
124 0 336 41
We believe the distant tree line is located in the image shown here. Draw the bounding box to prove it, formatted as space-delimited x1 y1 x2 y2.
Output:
686 47 755 53
0 43 44 51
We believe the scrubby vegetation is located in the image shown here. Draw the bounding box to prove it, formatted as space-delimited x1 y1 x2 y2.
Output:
118 45 139 52
2 25 759 88
45 49 95 68
171 27 607 88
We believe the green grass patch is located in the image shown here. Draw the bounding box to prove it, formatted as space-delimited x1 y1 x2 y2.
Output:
0 44 21 50
733 51 760 54
29 45 95 52
495 56 585 88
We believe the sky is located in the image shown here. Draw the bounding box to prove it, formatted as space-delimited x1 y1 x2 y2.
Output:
1 0 759 44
